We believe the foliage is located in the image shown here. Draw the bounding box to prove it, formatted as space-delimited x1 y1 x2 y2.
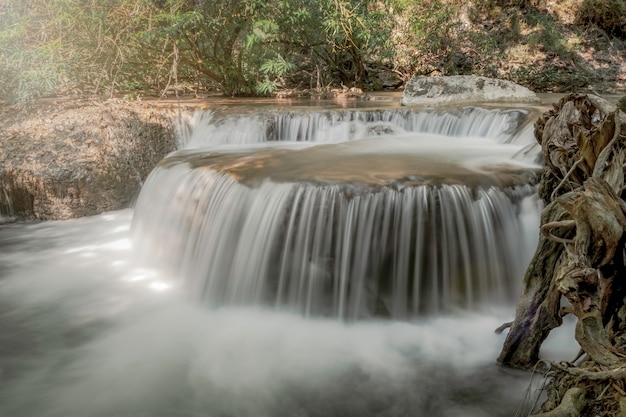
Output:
0 0 170 108
319 0 393 88
396 0 457 55
0 0 623 107
509 65 595 92
0 1 65 108
525 11 575 59
145 0 333 95
575 0 626 38
256 54 296 95
390 0 459 77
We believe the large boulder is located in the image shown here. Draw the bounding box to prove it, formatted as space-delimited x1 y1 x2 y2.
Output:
0 99 177 220
401 75 540 106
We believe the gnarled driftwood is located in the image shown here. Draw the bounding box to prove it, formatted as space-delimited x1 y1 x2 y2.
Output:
498 94 626 416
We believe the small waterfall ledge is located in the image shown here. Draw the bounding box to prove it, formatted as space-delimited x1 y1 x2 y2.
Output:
132 105 543 319
176 106 538 148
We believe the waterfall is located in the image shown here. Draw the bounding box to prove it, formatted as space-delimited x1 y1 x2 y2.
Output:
0 103 555 417
176 106 538 148
133 106 542 319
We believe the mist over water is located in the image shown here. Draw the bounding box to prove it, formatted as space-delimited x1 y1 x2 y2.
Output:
0 104 554 417
0 211 538 417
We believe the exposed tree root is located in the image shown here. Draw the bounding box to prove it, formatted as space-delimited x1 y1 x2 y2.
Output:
551 362 626 381
531 387 586 417
498 94 626 416
535 364 626 417
495 320 513 334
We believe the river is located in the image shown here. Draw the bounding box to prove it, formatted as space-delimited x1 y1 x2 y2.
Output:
0 96 577 417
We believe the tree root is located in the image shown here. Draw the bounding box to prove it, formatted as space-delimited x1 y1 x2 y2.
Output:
499 94 626 417
551 362 626 381
534 364 626 417
531 387 586 417
495 321 512 334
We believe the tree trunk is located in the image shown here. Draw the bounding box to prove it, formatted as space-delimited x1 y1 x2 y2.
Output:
497 201 567 368
498 94 626 416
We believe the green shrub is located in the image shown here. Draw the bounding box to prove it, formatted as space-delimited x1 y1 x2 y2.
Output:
0 0 622 107
0 0 171 108
510 65 595 92
575 0 626 38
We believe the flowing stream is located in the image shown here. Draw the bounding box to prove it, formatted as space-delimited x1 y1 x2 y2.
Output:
0 102 574 417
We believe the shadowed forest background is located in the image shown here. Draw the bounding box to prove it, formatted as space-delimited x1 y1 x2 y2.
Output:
1 0 625 109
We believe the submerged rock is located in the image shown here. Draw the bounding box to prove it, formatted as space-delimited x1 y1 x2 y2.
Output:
401 75 540 106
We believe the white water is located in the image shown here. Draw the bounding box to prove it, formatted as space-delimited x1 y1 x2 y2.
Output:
177 107 537 148
0 211 545 417
134 169 541 318
134 106 543 318
1 104 564 417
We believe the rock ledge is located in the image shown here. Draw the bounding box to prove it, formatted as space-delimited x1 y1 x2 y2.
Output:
0 99 177 220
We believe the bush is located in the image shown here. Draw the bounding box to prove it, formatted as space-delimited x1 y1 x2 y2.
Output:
510 65 595 92
0 0 623 107
0 0 170 108
575 0 626 38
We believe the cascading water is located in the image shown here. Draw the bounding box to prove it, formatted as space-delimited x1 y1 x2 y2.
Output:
133 106 543 318
177 106 536 148
1 101 561 417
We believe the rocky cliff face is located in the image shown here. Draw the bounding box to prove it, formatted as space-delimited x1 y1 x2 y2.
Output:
0 99 177 221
